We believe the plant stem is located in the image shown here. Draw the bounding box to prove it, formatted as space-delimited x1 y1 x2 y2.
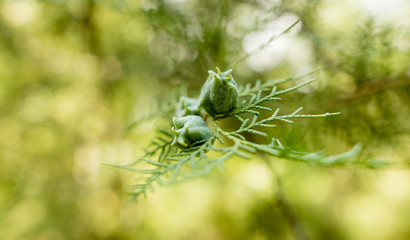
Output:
262 156 311 240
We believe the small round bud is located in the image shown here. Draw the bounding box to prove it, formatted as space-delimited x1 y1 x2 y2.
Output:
175 96 203 117
199 67 239 117
171 115 213 149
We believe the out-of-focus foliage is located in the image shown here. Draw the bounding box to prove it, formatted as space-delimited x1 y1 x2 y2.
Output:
0 0 409 240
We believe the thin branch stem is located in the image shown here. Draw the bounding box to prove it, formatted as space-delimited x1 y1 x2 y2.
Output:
231 19 301 68
261 156 311 240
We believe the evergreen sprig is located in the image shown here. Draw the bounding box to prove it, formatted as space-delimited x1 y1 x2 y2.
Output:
104 73 372 205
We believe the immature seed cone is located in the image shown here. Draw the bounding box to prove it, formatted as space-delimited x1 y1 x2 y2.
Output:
171 115 213 149
175 96 204 117
199 67 239 117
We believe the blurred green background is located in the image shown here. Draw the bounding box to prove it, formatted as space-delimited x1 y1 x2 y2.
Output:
1 0 409 239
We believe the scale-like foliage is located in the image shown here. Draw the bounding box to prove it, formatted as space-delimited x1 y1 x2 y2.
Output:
103 73 374 206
